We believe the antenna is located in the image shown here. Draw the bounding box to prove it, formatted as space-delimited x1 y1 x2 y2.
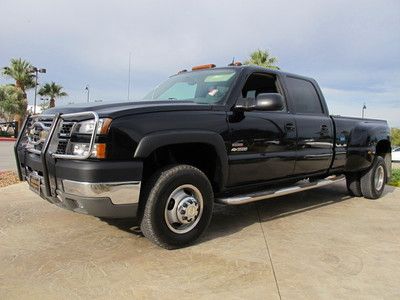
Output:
127 52 132 101
228 57 235 66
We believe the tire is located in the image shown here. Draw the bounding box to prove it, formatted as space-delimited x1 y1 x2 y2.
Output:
360 156 387 199
140 164 214 249
346 173 362 197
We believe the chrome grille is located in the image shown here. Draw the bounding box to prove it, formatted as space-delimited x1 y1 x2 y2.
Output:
56 121 77 155
59 121 75 137
23 111 99 160
26 117 53 154
56 140 69 154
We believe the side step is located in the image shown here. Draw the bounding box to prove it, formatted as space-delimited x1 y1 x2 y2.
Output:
216 175 345 205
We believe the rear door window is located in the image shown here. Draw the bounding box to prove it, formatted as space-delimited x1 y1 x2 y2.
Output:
286 77 323 114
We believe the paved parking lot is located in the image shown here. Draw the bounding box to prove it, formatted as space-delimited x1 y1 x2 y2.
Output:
0 141 16 172
1 181 399 299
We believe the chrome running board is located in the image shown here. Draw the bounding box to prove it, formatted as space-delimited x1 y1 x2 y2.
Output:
216 175 345 205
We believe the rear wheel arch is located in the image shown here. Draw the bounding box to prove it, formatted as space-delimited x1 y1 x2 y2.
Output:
374 139 391 180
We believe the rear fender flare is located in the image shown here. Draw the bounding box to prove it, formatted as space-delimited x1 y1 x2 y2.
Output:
345 122 391 172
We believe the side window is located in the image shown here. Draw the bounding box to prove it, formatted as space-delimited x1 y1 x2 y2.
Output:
286 77 323 114
241 73 286 111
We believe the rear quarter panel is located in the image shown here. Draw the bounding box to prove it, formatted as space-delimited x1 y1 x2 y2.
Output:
331 116 390 172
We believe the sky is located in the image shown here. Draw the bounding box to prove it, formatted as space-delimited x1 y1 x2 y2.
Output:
1 0 399 126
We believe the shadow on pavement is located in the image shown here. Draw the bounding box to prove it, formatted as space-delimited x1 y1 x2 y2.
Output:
100 182 397 244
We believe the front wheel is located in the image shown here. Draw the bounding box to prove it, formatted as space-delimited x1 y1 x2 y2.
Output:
140 165 214 249
360 156 387 199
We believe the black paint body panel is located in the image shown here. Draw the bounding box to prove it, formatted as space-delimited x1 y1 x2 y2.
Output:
22 65 391 195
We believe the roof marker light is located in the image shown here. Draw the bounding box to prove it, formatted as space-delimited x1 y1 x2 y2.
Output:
192 64 216 71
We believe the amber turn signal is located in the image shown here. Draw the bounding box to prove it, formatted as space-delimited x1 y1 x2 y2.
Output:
100 118 112 135
94 143 107 159
192 64 216 71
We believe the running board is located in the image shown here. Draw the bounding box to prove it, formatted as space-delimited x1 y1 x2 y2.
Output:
216 175 345 205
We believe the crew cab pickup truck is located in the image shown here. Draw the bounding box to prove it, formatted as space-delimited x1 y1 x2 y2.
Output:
15 64 392 249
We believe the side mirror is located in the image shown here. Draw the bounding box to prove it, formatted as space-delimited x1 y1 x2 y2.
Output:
235 93 284 111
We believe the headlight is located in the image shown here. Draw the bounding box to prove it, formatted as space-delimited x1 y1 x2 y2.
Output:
73 118 112 135
67 118 111 159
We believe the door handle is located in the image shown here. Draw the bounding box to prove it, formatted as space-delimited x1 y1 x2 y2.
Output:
285 123 296 131
320 125 329 133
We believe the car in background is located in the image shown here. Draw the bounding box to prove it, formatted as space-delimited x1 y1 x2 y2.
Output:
392 147 400 162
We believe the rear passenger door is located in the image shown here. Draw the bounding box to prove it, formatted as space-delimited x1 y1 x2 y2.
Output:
284 76 334 175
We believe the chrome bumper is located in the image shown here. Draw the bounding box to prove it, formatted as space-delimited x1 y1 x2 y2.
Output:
62 179 141 205
25 171 141 218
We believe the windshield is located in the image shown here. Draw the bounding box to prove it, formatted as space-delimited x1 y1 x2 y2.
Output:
143 69 238 104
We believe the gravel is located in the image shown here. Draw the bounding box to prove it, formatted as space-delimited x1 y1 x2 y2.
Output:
0 171 20 188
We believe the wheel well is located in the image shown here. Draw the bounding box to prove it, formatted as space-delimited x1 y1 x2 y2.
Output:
376 139 391 156
142 143 223 192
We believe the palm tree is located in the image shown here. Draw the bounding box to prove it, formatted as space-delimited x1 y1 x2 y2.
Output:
244 49 280 70
0 85 25 121
2 58 36 123
38 82 68 108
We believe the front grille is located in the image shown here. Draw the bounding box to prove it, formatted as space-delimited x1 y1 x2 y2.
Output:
56 140 69 154
59 122 75 137
56 121 77 155
25 117 77 155
25 117 53 153
23 112 98 159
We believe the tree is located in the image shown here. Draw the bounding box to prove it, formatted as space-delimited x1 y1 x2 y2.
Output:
38 82 67 108
39 98 50 112
0 85 25 121
244 49 280 70
391 128 400 146
2 58 36 123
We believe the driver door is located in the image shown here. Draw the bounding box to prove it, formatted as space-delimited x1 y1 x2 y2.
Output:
227 72 297 186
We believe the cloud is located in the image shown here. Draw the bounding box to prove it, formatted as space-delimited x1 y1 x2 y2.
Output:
0 0 399 125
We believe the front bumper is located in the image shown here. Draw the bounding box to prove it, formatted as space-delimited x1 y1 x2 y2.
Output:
28 172 140 218
15 113 143 219
21 158 143 218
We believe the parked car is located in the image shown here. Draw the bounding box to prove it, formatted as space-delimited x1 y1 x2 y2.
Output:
392 147 400 162
15 64 392 249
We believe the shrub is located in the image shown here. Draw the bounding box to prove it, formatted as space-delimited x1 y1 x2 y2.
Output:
389 168 400 187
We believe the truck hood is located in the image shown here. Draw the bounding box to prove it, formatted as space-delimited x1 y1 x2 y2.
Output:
43 100 213 118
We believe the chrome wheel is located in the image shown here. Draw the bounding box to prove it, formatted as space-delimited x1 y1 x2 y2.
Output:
164 184 203 234
374 165 385 191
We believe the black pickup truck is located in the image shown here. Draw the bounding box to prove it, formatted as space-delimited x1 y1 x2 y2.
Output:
15 64 391 249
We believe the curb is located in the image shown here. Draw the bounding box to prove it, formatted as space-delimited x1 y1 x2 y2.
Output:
0 137 16 141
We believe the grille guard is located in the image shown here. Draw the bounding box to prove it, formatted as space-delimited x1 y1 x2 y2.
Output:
52 111 99 159
15 111 101 197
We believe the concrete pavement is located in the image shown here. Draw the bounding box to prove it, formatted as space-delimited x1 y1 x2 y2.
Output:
0 181 399 299
0 141 16 172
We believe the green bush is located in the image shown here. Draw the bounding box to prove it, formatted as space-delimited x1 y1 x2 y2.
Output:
389 168 400 187
0 131 12 137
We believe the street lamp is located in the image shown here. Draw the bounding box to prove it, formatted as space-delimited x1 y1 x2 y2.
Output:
85 85 90 103
362 103 367 118
30 67 46 114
